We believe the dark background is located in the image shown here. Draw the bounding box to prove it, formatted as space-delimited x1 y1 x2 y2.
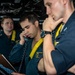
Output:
0 0 75 30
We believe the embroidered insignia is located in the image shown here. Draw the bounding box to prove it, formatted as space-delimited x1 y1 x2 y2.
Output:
64 27 67 31
36 52 43 58
16 40 19 43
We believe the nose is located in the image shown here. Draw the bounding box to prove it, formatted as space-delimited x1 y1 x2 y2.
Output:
24 29 28 35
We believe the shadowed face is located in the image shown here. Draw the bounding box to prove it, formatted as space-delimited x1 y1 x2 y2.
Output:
20 19 38 38
1 18 14 32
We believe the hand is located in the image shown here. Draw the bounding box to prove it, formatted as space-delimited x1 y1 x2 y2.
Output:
11 72 25 75
68 65 75 74
43 16 63 32
19 31 26 45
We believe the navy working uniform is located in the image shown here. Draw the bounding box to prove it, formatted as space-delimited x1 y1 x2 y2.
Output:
0 29 21 73
0 29 20 61
51 11 75 75
9 38 46 75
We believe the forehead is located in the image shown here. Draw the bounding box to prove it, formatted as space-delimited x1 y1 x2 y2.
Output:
20 19 32 28
20 19 29 25
44 0 57 5
3 18 13 22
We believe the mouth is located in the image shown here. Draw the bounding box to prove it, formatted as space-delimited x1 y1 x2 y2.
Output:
52 15 54 19
26 34 30 37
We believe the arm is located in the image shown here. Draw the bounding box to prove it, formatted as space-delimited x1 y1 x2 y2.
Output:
68 65 75 74
38 58 75 74
9 43 24 63
38 58 56 74
9 31 26 63
38 58 45 72
42 16 75 75
38 38 57 75
42 16 63 75
0 64 14 75
43 34 57 75
11 72 25 75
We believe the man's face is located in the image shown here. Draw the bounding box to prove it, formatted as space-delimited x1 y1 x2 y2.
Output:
44 0 65 21
20 19 38 38
1 18 14 32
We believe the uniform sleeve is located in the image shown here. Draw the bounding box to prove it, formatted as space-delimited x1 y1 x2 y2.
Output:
9 43 24 63
0 64 14 74
51 22 75 74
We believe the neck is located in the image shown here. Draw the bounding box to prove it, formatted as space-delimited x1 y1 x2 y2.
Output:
63 10 74 23
63 2 74 23
32 29 41 48
4 30 13 37
34 29 41 42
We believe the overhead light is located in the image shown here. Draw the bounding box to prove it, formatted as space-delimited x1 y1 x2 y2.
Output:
1 3 12 6
14 0 21 3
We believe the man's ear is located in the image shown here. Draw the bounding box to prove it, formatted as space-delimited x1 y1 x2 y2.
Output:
35 21 39 27
63 0 67 5
1 24 3 28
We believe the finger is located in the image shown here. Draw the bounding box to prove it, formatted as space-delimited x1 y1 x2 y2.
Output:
55 18 63 26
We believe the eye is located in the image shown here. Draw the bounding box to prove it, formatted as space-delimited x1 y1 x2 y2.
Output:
21 27 25 31
5 22 9 24
47 3 52 8
21 28 24 31
26 25 30 29
10 22 13 25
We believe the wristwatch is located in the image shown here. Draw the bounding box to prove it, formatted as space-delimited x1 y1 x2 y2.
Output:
41 30 52 38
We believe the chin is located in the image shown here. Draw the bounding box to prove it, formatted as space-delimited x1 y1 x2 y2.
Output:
8 30 13 32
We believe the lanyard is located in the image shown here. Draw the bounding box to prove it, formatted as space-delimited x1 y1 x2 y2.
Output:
54 24 63 46
29 38 43 59
11 30 16 41
55 24 63 38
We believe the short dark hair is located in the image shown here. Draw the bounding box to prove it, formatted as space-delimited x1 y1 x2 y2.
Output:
1 15 13 24
19 12 39 25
